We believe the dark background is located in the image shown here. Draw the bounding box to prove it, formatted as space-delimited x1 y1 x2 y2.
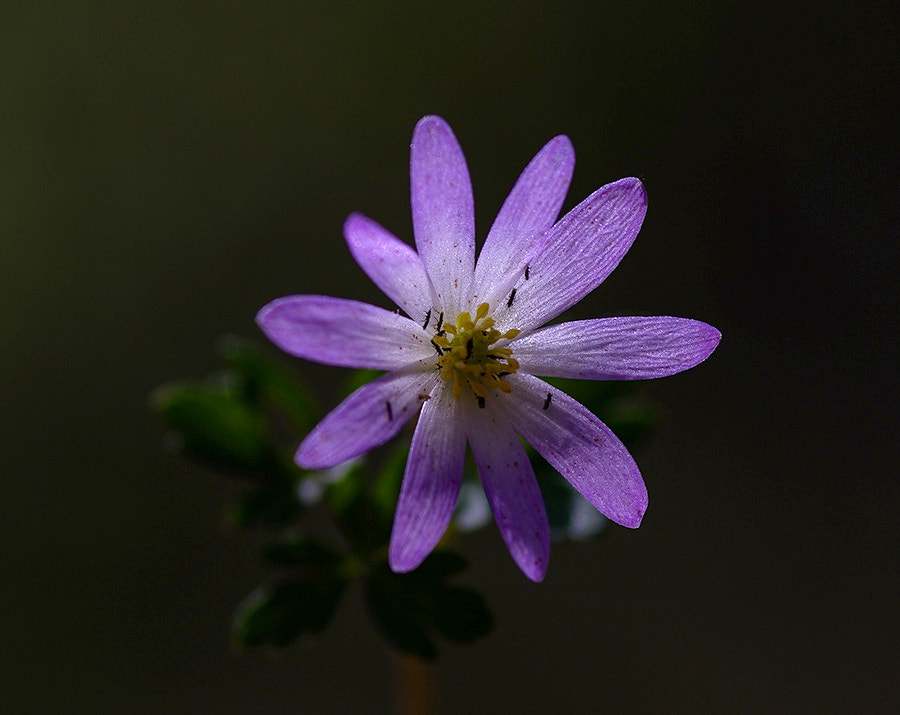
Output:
3 2 897 712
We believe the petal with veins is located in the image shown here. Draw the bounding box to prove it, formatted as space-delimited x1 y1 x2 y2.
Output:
501 373 647 529
256 295 433 370
410 115 475 316
504 177 647 333
389 388 466 573
297 369 438 470
514 316 722 380
344 212 436 320
473 135 574 315
466 399 550 582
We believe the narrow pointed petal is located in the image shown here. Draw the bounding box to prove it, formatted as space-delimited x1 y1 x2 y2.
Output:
344 212 436 320
256 295 433 370
296 370 438 469
500 373 647 528
514 316 722 380
465 400 550 582
389 388 466 573
472 135 575 312
503 177 648 333
410 116 475 316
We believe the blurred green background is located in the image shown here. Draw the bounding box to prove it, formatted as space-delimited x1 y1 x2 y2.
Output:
2 1 896 711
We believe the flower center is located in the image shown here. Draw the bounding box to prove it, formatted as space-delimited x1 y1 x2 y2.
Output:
431 302 520 405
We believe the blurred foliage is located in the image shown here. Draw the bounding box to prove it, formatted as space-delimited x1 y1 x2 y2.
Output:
152 337 660 659
365 553 492 661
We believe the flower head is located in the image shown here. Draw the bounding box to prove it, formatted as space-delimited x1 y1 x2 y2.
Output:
257 116 720 581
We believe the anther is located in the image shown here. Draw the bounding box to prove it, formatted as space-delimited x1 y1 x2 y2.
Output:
436 302 520 402
422 309 431 330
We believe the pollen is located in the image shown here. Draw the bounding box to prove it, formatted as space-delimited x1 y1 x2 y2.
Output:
433 302 520 403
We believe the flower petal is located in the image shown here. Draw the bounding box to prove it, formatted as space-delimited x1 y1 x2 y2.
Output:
410 115 475 316
513 316 722 380
344 212 436 320
472 135 575 313
465 399 550 582
389 387 466 573
500 373 647 528
256 295 433 370
296 369 438 469
503 177 648 333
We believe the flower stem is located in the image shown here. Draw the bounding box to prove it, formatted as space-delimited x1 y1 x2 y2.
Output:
392 652 435 715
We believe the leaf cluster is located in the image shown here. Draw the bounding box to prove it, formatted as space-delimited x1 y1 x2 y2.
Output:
151 337 660 659
152 338 492 660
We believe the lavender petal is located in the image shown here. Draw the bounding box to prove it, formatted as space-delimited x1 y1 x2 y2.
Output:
465 399 550 582
344 212 436 320
410 115 475 316
389 387 466 573
256 295 433 370
472 135 575 316
296 370 438 469
514 316 722 380
503 177 648 333
500 373 647 529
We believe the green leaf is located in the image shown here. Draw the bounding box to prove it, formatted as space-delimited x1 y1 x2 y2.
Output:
325 459 395 555
325 459 367 516
543 375 622 407
596 395 663 451
227 480 304 527
263 538 345 570
370 441 410 524
152 381 272 472
340 369 382 398
538 469 577 534
428 586 494 642
410 551 468 580
364 553 492 660
218 336 319 434
365 571 438 660
233 576 346 648
543 376 662 452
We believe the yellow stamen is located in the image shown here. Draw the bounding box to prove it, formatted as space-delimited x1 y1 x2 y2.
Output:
433 303 520 405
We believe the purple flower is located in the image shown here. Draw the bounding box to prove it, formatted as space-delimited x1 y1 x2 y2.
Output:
257 116 720 581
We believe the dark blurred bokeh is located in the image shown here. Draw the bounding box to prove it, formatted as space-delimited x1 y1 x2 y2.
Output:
2 2 897 711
